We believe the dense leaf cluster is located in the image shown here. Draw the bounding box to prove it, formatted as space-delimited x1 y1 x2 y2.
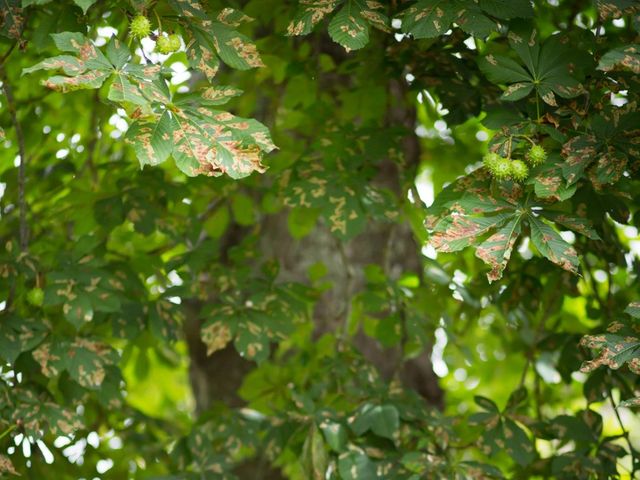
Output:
1 0 640 479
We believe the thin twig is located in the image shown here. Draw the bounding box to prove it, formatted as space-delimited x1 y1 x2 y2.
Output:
607 385 637 476
1 67 28 252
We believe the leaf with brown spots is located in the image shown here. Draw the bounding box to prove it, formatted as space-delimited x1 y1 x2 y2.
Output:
479 27 584 105
540 211 601 240
596 0 639 20
0 0 23 40
0 315 49 364
287 0 342 36
560 135 598 185
0 455 17 475
23 32 115 92
402 0 458 39
33 337 119 389
598 44 640 74
527 153 577 201
431 212 515 253
475 216 523 282
8 387 83 438
528 216 579 274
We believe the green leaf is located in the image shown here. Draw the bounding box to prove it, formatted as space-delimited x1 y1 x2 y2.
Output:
0 315 49 364
560 135 598 185
0 0 23 39
287 0 342 36
431 212 515 253
73 0 96 13
349 403 399 440
479 0 534 19
320 420 348 452
527 154 577 201
528 216 579 274
581 310 640 375
540 211 601 240
475 215 523 282
23 32 114 92
328 2 370 51
302 424 329 480
474 395 500 412
625 302 640 318
33 338 119 389
401 0 458 39
618 397 640 408
598 44 640 74
126 115 172 167
337 450 378 480
480 30 584 105
11 388 83 438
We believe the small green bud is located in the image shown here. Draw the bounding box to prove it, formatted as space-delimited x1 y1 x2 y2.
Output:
510 159 529 182
527 144 547 167
129 15 151 39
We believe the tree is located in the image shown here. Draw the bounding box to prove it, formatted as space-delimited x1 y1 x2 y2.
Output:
1 0 640 478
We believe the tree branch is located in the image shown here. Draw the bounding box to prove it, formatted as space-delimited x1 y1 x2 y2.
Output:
1 66 28 252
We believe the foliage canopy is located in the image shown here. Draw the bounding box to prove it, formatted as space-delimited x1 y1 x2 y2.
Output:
1 0 640 478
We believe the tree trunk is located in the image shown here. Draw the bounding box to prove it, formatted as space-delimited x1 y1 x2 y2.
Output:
183 30 443 478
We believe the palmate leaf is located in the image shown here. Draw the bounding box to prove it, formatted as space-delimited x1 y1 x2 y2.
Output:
9 388 83 438
349 403 400 440
561 110 637 188
475 215 523 283
401 0 532 40
288 0 389 51
201 284 307 363
23 33 118 92
527 153 578 201
284 161 397 240
581 303 640 375
425 169 525 281
426 167 593 280
479 28 584 105
528 216 579 274
169 0 264 80
287 0 341 36
125 83 276 179
598 44 640 74
32 337 119 389
0 315 49 364
470 395 535 467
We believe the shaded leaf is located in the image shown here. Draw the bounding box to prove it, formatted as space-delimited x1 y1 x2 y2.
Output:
528 216 579 274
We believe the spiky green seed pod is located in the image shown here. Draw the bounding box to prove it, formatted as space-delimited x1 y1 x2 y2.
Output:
483 152 502 171
490 157 512 180
155 35 174 54
167 34 181 52
129 15 151 39
526 144 547 167
27 287 44 307
510 159 529 182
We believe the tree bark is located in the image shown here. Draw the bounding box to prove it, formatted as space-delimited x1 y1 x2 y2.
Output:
183 29 443 478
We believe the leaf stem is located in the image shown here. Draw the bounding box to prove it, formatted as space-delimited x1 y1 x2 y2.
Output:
0 424 16 441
